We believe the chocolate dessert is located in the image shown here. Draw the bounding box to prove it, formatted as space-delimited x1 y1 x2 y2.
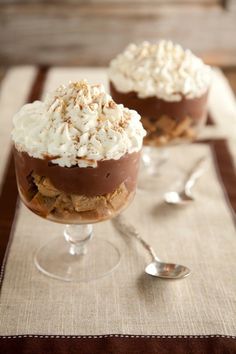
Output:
12 81 146 224
109 40 211 146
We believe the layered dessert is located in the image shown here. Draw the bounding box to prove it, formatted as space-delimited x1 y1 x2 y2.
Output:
12 81 146 224
109 40 211 146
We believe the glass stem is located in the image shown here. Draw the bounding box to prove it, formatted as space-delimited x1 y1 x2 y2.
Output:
64 224 93 256
141 146 168 175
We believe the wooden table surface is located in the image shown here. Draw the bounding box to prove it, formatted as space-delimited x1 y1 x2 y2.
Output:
0 0 236 67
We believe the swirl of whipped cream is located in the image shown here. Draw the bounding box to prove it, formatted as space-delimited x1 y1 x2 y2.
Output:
109 40 211 101
12 80 146 168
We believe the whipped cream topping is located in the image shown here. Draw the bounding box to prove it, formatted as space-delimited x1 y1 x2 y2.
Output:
12 80 146 168
109 40 211 101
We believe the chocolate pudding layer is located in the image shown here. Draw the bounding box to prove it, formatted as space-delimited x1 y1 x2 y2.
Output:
14 148 140 196
110 82 208 146
110 82 208 121
14 148 140 224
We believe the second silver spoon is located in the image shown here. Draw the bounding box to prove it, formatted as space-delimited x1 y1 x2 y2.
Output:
164 156 206 205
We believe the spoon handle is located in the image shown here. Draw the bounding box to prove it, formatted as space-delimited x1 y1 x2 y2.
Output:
113 215 159 261
185 157 206 193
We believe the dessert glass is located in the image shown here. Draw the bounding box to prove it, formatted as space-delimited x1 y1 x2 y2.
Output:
12 80 145 282
109 41 211 189
14 149 140 281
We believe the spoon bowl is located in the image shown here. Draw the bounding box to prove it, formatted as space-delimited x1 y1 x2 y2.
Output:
145 261 191 279
164 191 194 205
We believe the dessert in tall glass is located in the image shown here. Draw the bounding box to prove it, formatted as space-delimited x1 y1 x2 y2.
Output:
12 80 146 281
109 40 211 187
109 40 211 146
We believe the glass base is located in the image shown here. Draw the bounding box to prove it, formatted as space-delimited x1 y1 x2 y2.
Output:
34 237 120 282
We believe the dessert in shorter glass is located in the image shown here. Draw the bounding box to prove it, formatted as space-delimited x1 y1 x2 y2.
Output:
109 40 211 146
12 80 146 281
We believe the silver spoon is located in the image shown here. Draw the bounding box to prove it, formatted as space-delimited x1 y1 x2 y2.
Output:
164 156 206 205
113 215 191 279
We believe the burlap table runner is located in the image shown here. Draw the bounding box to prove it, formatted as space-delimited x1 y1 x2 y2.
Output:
0 67 235 353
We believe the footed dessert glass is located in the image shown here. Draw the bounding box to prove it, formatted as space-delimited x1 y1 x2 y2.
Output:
14 148 141 282
109 40 211 190
12 80 145 282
